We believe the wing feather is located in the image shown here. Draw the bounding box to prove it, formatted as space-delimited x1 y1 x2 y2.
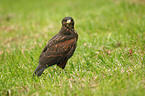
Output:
39 37 76 67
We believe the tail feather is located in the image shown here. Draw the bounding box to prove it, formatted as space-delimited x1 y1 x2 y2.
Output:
33 65 47 77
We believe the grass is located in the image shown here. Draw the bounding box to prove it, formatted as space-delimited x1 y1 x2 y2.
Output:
0 0 145 95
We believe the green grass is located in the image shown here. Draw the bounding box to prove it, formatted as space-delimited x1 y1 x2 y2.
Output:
0 0 145 95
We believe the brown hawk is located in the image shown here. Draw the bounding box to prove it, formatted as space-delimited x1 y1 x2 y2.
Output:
33 17 78 77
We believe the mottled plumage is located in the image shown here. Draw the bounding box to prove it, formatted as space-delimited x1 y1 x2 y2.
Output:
33 17 78 77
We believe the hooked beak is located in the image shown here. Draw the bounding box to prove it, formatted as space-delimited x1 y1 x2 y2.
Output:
66 19 71 24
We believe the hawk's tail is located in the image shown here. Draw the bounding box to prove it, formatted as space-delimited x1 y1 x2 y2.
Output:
33 65 47 77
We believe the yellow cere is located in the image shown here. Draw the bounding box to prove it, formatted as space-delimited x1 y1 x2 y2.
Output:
66 19 71 23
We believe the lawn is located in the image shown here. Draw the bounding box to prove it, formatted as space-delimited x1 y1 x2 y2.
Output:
0 0 145 95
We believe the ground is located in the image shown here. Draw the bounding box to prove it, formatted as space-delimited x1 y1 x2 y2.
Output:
0 0 145 95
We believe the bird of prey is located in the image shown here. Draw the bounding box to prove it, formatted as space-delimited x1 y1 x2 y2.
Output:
33 17 78 77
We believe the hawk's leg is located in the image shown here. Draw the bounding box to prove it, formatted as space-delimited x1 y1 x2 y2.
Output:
57 59 68 69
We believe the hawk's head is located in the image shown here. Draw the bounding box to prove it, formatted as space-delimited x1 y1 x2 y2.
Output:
62 17 74 28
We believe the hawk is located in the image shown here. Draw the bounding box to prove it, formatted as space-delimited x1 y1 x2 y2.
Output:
33 17 78 77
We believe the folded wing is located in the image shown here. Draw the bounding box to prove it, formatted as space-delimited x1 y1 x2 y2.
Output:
39 37 77 67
